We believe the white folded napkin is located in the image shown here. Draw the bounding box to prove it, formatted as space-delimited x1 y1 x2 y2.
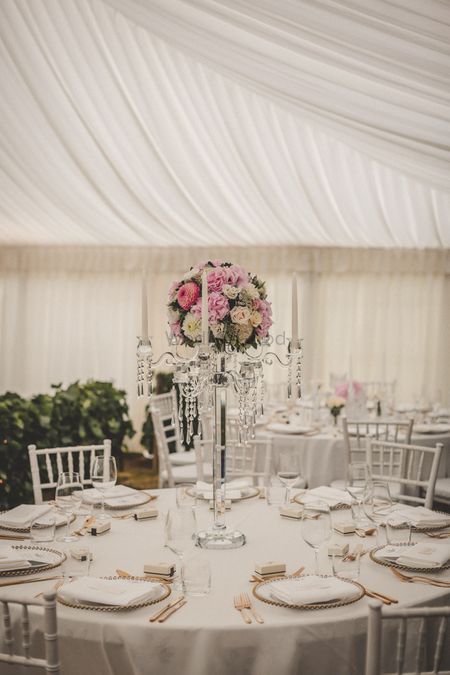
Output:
104 493 147 507
195 478 251 500
270 576 359 605
57 576 161 606
301 486 352 508
0 504 52 529
388 505 450 529
82 485 138 504
378 542 450 569
0 548 31 571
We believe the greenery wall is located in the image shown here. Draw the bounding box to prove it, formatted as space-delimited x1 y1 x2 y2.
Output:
0 381 135 508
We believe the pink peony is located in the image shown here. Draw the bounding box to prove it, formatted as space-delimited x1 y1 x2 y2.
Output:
170 321 182 338
208 292 229 322
335 381 362 399
177 281 200 310
190 300 202 318
207 267 228 293
254 299 273 336
224 265 248 287
168 280 180 301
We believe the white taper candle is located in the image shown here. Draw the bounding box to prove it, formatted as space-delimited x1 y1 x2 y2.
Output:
202 270 209 346
141 270 149 340
291 273 298 345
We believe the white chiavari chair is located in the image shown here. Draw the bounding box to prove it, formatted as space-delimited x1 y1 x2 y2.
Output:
148 390 196 467
330 417 414 490
0 591 60 674
365 599 450 675
194 437 272 486
28 440 111 504
366 438 443 509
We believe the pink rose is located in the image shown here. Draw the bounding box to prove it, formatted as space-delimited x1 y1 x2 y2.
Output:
208 292 229 322
177 281 200 310
335 381 362 399
224 265 248 287
207 267 228 293
190 300 202 318
254 299 273 336
168 280 180 301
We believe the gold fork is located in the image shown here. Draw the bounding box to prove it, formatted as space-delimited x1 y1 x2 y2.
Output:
391 566 450 587
234 595 252 623
240 592 264 624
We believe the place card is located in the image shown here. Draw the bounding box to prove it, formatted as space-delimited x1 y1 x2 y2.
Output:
144 562 176 578
255 561 286 576
280 505 303 519
327 542 349 557
133 508 158 520
87 521 111 536
333 521 356 535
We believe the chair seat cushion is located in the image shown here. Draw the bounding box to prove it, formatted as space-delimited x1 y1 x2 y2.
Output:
169 450 196 466
435 478 450 500
170 463 213 483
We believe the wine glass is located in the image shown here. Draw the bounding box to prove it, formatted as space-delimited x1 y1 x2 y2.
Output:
91 455 117 520
165 508 197 592
346 462 371 526
301 500 332 575
363 481 394 543
275 450 302 503
55 471 84 543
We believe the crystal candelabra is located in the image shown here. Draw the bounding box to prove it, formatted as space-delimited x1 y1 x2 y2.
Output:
137 336 302 549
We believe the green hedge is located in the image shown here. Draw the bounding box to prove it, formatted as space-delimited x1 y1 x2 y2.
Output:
0 381 135 508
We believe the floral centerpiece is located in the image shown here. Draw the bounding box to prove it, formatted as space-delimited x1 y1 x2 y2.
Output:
167 260 272 352
326 395 346 425
335 380 362 399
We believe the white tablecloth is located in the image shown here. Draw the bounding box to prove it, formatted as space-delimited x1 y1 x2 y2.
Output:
259 429 450 487
1 490 449 675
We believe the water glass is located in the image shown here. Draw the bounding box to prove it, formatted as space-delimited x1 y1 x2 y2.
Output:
30 514 56 543
266 482 287 507
275 450 302 502
176 484 197 509
386 516 412 545
55 471 84 543
91 455 117 520
346 462 371 526
332 551 360 580
65 546 92 578
301 500 332 574
182 552 211 596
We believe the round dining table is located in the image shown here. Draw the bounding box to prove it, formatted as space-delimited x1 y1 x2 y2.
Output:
2 489 450 675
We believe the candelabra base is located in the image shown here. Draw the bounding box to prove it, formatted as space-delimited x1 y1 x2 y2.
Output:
196 528 246 550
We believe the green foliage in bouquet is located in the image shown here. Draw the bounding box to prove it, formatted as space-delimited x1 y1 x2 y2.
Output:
0 381 135 508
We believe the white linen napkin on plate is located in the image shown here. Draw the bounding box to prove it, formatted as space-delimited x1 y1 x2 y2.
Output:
300 486 352 508
195 478 251 500
388 505 450 529
0 504 52 529
57 576 161 606
0 546 31 571
82 485 138 504
377 542 450 569
270 576 359 605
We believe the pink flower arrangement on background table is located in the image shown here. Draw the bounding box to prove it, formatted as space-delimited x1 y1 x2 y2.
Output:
335 380 362 399
167 260 272 352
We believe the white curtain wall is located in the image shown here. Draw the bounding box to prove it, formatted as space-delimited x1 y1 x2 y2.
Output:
1 246 448 449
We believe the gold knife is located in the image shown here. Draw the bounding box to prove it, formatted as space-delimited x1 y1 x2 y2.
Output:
149 596 185 622
158 599 187 622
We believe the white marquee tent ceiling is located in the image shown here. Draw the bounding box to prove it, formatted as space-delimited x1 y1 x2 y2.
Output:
0 0 449 248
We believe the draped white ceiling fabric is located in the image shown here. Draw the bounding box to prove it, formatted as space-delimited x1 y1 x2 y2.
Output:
0 0 449 248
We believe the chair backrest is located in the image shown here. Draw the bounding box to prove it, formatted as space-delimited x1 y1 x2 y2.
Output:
365 599 450 675
342 417 414 464
150 389 183 454
366 438 443 509
0 591 60 674
194 436 272 485
151 407 175 488
28 440 111 504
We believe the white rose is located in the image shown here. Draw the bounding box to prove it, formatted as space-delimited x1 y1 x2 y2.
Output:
211 322 225 338
250 310 262 327
182 313 202 341
223 284 239 299
230 306 251 325
240 283 260 302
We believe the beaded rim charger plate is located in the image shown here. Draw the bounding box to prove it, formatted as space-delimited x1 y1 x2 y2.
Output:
0 511 75 533
292 494 351 511
252 574 365 610
56 575 171 611
0 545 66 577
187 486 260 502
369 544 450 573
385 510 450 533
82 493 154 510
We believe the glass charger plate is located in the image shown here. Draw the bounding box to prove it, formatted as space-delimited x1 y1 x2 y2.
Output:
0 511 75 533
0 544 66 577
266 423 313 435
292 494 351 511
252 574 364 610
384 510 450 533
369 544 450 573
56 576 171 611
187 486 260 502
82 493 154 510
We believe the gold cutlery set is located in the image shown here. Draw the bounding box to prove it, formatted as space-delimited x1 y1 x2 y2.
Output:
234 592 264 624
390 567 450 588
149 596 186 623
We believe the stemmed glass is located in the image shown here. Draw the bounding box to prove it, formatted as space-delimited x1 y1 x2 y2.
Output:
91 455 117 520
165 508 197 592
363 481 394 543
55 471 84 543
301 500 332 575
275 450 302 504
346 462 371 526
